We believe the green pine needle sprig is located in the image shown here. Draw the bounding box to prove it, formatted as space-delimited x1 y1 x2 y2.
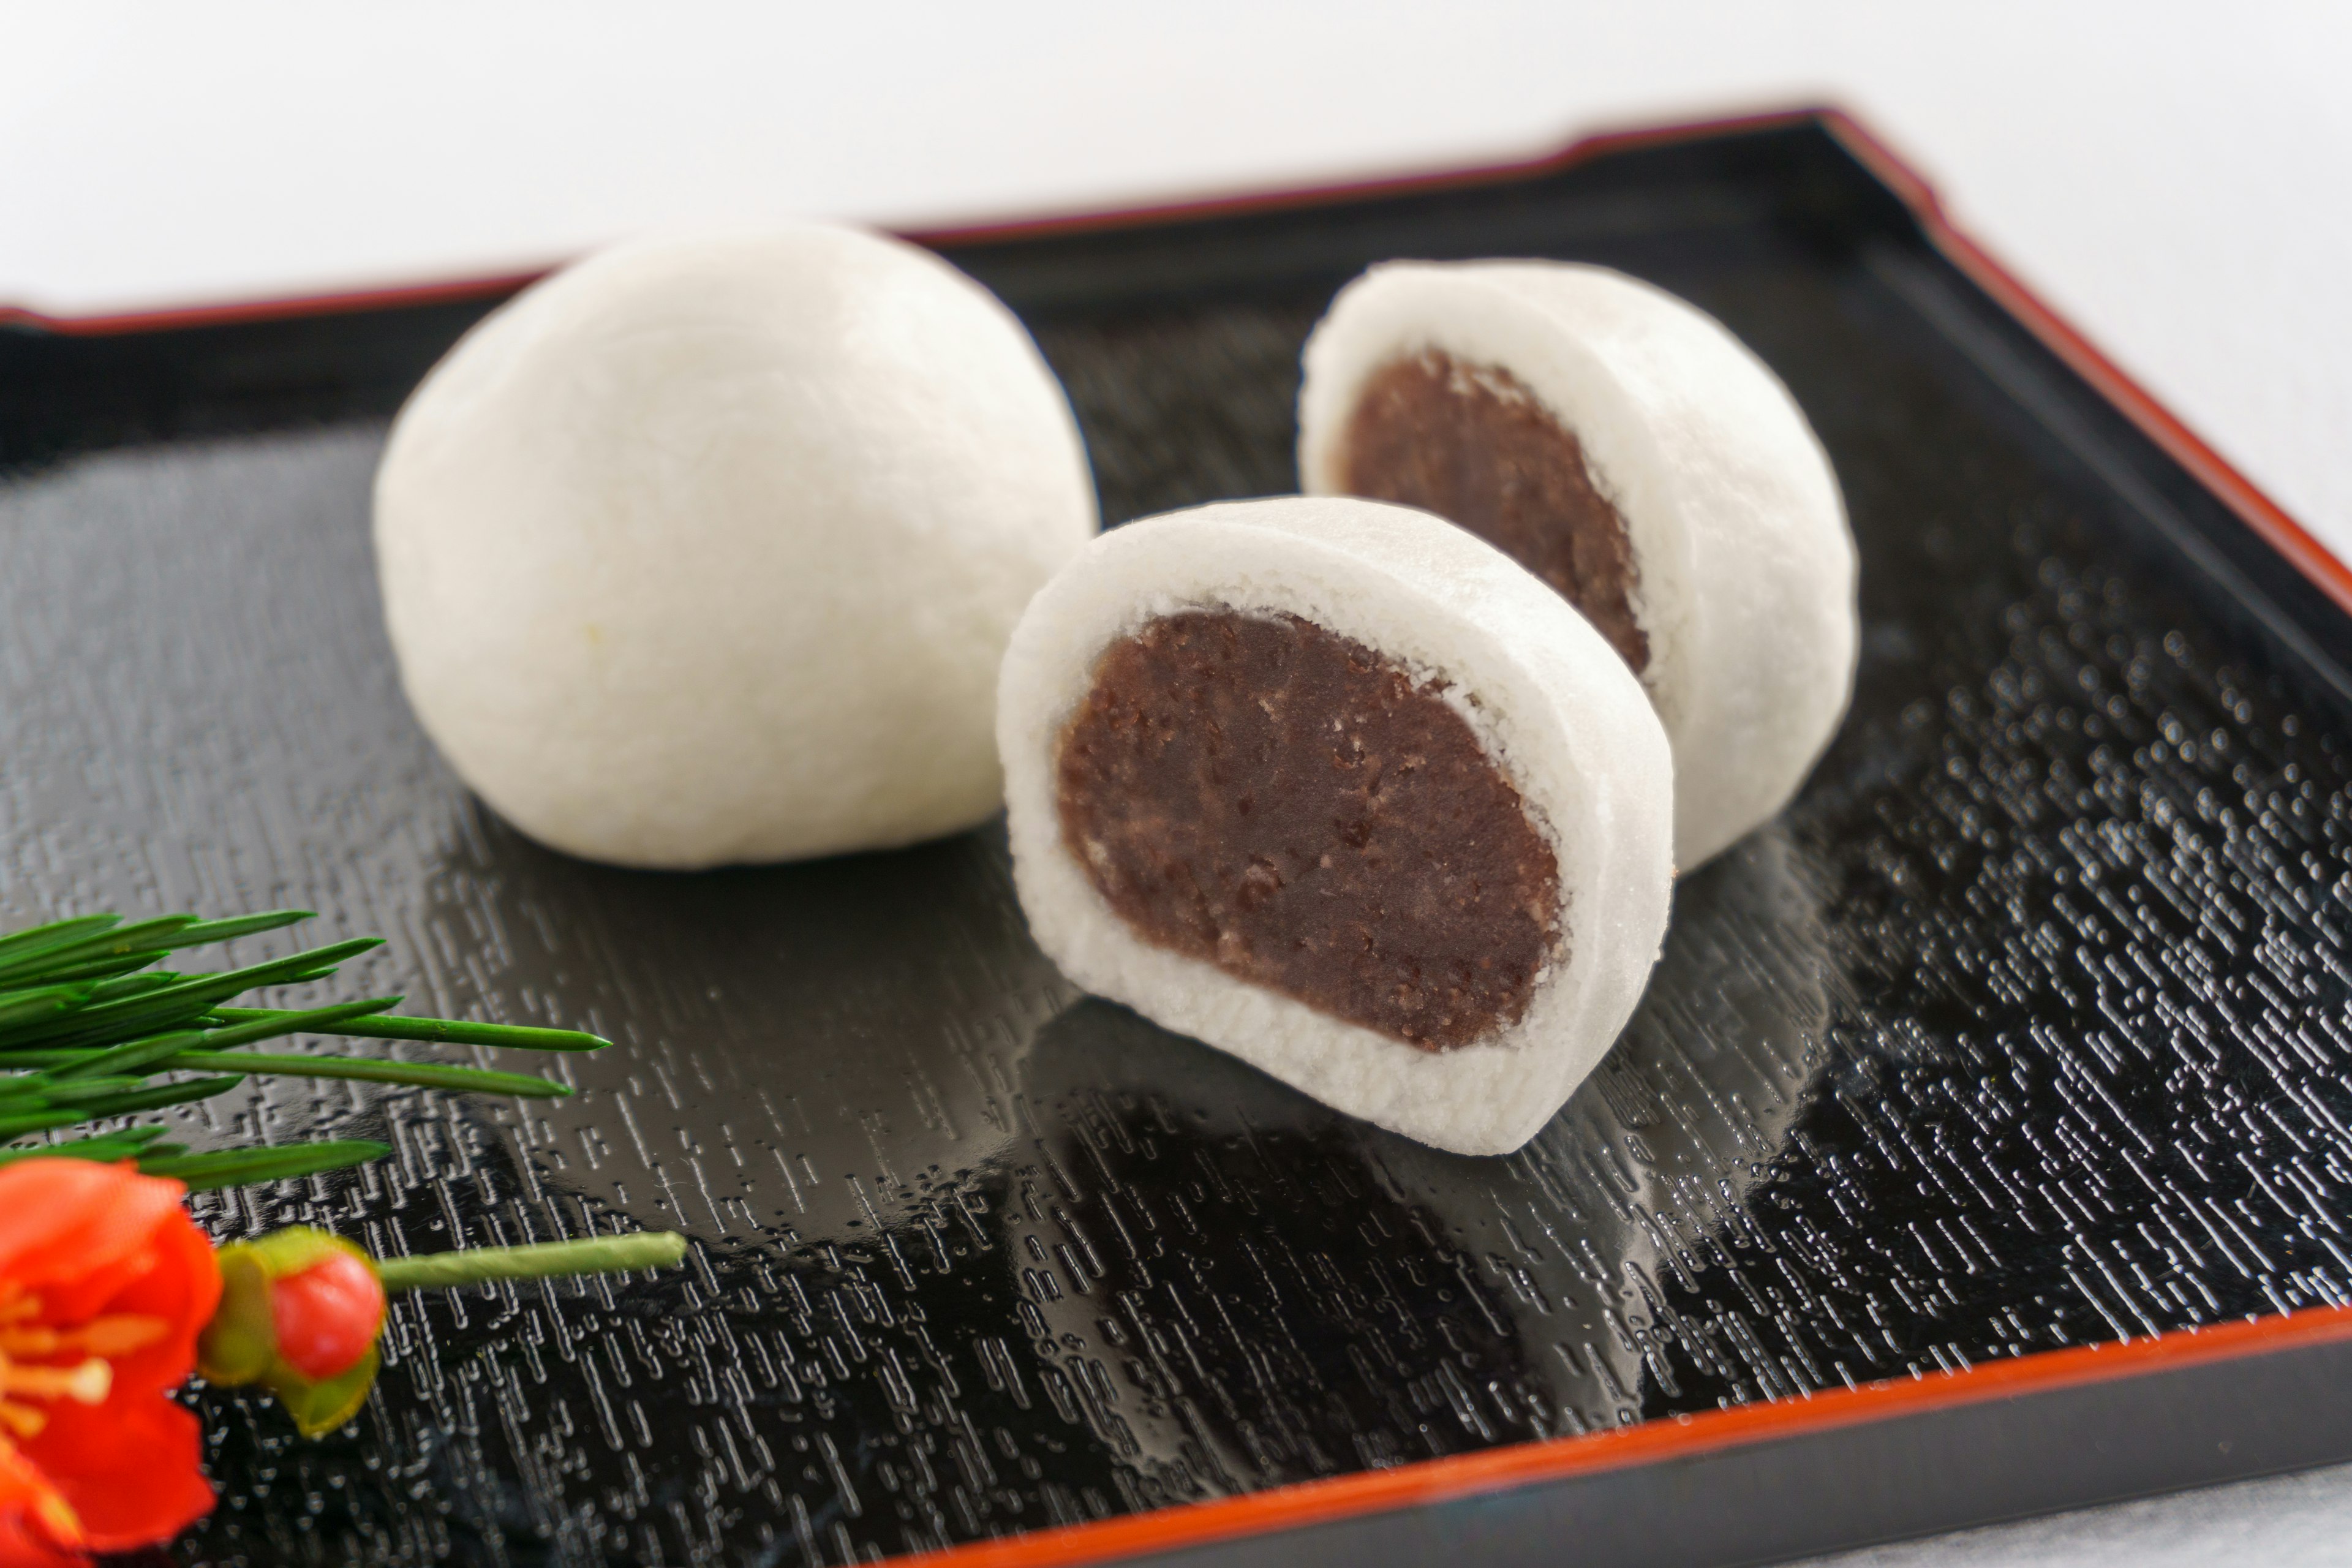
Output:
0 909 606 1186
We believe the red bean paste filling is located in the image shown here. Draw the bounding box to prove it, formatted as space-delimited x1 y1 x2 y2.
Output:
1055 609 1562 1052
1339 350 1649 674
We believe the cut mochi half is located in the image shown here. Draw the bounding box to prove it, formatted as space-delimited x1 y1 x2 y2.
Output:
1298 260 1858 867
997 496 1674 1155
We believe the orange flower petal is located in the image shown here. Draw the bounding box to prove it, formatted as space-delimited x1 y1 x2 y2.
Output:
0 1163 187 1305
29 1396 209 1553
0 1441 84 1568
45 1195 219 1400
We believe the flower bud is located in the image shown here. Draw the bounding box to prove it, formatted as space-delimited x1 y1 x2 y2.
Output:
270 1250 385 1381
197 1228 385 1438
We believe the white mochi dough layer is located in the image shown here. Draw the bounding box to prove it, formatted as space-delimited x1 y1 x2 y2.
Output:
1297 260 1858 867
998 497 1674 1156
374 224 1098 869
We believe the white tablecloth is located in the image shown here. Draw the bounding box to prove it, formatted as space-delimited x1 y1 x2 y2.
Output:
9 4 2348 1560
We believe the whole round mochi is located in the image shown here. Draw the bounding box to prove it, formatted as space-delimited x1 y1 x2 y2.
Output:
998 496 1675 1156
1297 260 1858 868
374 224 1098 869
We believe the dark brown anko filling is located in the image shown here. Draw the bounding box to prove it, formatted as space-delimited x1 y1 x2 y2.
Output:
1339 351 1649 674
1055 609 1561 1052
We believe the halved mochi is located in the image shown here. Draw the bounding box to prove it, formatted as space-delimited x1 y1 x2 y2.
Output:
997 496 1673 1155
1297 260 1857 867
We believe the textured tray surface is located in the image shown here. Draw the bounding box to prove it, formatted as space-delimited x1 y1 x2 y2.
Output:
5 126 2352 1566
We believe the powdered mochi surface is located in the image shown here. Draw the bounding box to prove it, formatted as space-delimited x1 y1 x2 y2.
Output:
999 497 1674 1155
1298 260 1856 867
374 224 1097 869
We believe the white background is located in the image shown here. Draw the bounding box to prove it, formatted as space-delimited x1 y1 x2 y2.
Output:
8 1 2351 564
7 4 2350 1561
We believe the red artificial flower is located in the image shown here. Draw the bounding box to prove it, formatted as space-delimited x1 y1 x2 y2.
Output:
0 1159 219 1564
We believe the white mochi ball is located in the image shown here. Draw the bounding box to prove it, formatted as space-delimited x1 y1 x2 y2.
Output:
373 225 1098 869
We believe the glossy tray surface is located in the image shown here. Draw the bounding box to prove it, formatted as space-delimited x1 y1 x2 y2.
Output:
5 118 2352 1566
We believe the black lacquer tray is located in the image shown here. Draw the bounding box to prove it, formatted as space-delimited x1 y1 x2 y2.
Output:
7 110 2352 1568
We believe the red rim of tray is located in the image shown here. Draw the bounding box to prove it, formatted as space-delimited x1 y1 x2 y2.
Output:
7 104 2348 1567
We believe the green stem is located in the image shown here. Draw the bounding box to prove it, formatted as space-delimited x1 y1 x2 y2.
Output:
137 1139 386 1190
204 1006 608 1053
159 1050 570 1098
0 1109 88 1138
375 1232 688 1291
